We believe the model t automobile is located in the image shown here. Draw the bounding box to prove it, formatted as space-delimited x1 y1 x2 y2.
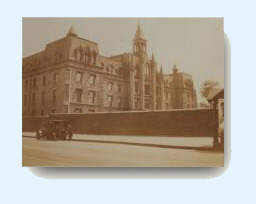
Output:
36 120 73 140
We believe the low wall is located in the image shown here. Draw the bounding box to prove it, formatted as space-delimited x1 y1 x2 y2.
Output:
22 116 50 132
23 109 216 137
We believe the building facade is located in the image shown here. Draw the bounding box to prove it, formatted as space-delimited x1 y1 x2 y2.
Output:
22 25 197 116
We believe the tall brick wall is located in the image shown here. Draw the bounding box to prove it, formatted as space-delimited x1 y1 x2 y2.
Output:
22 116 50 132
23 108 216 137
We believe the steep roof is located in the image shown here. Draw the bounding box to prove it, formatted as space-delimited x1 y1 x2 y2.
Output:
207 88 224 102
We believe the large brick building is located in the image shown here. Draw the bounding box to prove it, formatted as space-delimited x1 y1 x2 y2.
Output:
22 24 197 116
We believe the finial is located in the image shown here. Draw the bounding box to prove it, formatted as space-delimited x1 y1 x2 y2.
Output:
67 25 77 37
151 53 155 62
160 65 163 75
173 62 178 74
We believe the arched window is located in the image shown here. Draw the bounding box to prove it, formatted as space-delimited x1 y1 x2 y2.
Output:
135 67 140 78
145 65 150 77
92 50 97 65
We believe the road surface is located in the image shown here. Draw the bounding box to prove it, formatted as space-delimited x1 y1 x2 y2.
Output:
22 134 224 167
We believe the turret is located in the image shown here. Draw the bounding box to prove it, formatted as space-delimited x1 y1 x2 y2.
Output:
133 24 147 55
172 63 178 74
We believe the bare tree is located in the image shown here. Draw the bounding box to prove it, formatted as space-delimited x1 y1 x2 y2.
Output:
200 80 219 99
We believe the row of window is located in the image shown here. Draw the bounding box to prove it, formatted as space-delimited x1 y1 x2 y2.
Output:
74 48 97 65
133 98 151 109
134 83 151 95
75 89 96 104
76 72 123 93
74 88 122 108
186 93 194 102
23 52 63 70
29 107 97 116
75 72 96 85
100 63 123 76
24 74 58 90
23 90 57 106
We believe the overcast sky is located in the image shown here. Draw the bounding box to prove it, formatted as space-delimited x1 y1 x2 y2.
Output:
23 18 224 102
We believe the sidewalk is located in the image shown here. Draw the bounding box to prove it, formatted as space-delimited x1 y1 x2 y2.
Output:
22 132 213 148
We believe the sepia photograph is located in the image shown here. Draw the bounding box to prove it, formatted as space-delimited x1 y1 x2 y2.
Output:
22 18 224 167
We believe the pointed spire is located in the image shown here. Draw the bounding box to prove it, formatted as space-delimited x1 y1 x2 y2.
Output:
67 25 77 37
151 53 155 62
160 65 163 75
133 23 146 41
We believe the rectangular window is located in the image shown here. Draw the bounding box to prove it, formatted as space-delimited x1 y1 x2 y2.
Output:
75 89 82 103
134 98 139 109
118 84 122 92
43 76 46 85
32 93 36 105
156 87 160 96
89 75 96 85
41 91 45 104
108 82 113 92
24 94 27 106
65 84 69 102
89 91 96 104
135 82 139 94
76 72 83 84
145 99 150 109
52 109 56 113
53 73 58 84
53 90 56 103
117 97 122 108
145 85 150 95
33 78 36 88
25 80 28 90
40 110 44 116
165 103 169 109
165 92 169 100
107 95 113 107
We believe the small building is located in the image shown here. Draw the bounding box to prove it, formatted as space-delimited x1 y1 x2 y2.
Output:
207 88 224 147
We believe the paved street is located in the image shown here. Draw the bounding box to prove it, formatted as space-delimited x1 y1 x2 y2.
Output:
22 133 224 167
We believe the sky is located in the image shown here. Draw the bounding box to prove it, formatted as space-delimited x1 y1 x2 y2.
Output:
23 18 224 102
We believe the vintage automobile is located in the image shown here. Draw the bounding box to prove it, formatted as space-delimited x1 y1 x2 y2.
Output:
36 120 73 140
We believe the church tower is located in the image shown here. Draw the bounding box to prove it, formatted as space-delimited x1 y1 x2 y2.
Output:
133 24 148 110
